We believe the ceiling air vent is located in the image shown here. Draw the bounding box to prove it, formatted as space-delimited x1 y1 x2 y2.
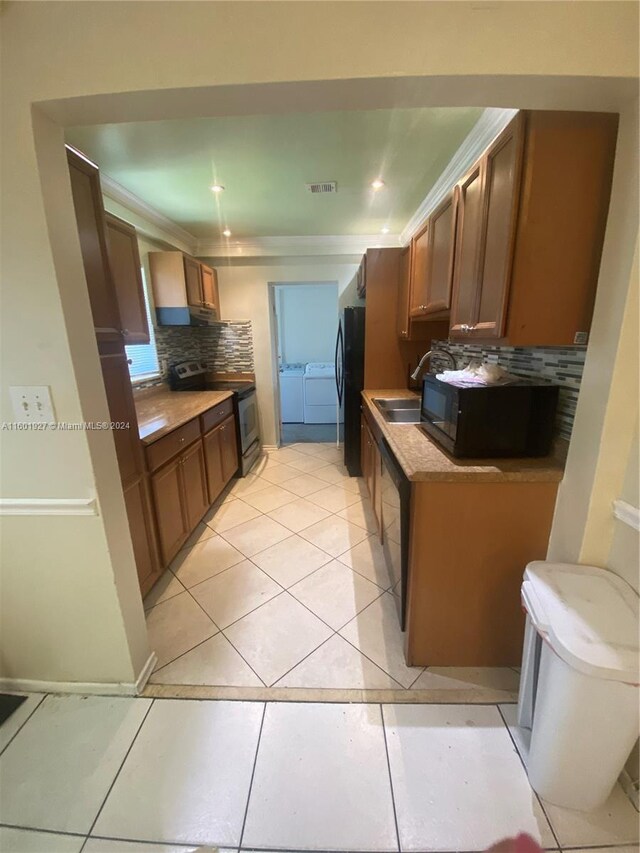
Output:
306 181 337 194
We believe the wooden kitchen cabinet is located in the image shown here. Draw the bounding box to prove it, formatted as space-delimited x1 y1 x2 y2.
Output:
203 427 226 501
151 457 188 565
200 264 219 310
181 439 209 531
105 213 149 344
67 147 122 342
220 414 239 481
449 111 618 345
184 256 203 307
410 190 458 320
123 476 162 593
149 251 220 322
396 245 412 340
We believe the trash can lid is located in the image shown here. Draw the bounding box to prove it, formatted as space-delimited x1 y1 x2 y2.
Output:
522 561 639 684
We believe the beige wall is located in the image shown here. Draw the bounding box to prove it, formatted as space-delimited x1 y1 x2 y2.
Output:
208 259 359 446
0 1 638 687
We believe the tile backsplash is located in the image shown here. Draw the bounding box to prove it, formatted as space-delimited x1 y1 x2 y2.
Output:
431 340 587 440
139 321 254 388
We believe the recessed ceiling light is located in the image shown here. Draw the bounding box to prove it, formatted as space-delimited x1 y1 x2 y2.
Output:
223 229 231 237
210 184 225 193
381 227 390 234
371 179 385 190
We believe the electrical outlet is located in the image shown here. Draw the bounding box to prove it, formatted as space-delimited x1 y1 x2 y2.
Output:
9 386 56 423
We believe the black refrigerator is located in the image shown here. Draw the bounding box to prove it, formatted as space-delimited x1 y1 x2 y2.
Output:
335 306 365 476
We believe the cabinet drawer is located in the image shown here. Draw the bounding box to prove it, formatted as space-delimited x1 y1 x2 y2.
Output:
201 398 234 433
146 418 201 472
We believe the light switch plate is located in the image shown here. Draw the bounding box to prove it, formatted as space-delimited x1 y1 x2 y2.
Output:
9 386 56 423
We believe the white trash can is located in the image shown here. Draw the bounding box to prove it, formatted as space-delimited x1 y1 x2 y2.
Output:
517 561 639 812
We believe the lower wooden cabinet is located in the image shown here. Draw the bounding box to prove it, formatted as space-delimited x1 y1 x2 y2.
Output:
151 456 188 566
361 413 382 538
203 414 239 502
181 439 209 531
123 476 162 594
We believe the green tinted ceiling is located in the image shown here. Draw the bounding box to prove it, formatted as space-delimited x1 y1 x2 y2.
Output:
66 107 482 239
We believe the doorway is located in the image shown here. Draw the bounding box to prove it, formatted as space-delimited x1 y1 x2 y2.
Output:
269 281 342 447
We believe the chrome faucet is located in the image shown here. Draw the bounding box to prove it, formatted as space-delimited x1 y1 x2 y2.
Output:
410 347 457 381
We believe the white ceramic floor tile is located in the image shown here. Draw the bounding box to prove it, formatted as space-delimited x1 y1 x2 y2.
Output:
0 695 151 834
337 535 393 589
85 840 206 852
265 447 308 465
383 703 555 851
94 700 263 847
221 516 291 558
240 484 298 513
0 827 84 853
276 634 402 689
300 515 369 557
286 454 331 474
146 591 218 669
337 499 379 532
250 534 332 587
0 693 44 753
500 704 640 849
412 667 521 692
313 446 344 464
266 497 332 532
339 592 423 687
204 498 262 533
179 520 218 550
150 632 262 687
289 560 383 629
170 535 245 588
224 593 332 685
280 472 328 497
256 463 301 485
190 560 282 628
290 441 332 456
243 703 397 851
143 570 186 611
313 463 355 486
228 472 271 497
307 484 361 512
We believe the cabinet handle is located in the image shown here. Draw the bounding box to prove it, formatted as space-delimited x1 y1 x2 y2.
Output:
180 437 185 443
120 329 129 337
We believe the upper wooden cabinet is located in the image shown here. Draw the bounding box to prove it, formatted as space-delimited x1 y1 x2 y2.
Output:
396 245 412 339
66 148 122 341
355 255 367 299
149 251 220 324
410 190 458 321
105 213 150 345
449 111 618 346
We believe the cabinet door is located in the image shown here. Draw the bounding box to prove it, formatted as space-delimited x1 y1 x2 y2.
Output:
472 119 524 339
200 264 219 313
409 222 429 317
450 163 485 338
203 426 225 504
100 347 143 486
123 475 161 593
67 148 121 341
105 213 150 344
183 256 203 307
151 457 188 564
424 191 458 316
396 245 411 339
220 415 239 482
180 439 209 531
371 442 382 539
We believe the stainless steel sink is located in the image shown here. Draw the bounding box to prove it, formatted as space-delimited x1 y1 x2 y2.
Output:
373 397 421 424
374 398 420 410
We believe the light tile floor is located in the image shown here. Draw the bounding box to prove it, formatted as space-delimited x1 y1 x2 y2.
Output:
0 694 637 852
145 441 524 694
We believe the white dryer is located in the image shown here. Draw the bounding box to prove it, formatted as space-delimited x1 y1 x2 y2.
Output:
303 362 342 424
279 363 305 423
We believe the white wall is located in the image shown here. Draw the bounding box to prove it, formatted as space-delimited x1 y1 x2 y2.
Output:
1 0 637 689
276 283 338 364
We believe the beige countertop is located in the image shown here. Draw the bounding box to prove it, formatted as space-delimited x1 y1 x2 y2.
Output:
134 386 234 444
362 390 566 483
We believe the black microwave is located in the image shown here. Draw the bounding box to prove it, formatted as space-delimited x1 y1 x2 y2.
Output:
419 374 559 458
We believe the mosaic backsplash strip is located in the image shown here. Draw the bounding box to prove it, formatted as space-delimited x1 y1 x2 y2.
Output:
139 321 254 388
430 340 587 440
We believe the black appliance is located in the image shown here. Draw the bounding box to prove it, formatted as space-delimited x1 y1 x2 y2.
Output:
420 374 559 459
336 307 365 475
379 438 411 630
168 361 260 476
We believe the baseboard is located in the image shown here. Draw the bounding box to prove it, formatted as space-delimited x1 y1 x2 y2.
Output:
619 767 640 811
0 652 158 698
261 444 279 452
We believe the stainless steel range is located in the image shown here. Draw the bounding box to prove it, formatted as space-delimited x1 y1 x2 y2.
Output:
169 361 260 476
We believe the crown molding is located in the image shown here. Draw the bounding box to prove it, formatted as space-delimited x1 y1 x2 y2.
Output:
400 107 519 245
100 174 198 254
196 233 401 259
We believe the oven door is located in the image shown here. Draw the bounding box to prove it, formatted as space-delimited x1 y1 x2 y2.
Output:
237 391 260 454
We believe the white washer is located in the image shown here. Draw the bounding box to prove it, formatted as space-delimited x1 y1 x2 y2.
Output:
279 363 305 423
303 362 341 424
